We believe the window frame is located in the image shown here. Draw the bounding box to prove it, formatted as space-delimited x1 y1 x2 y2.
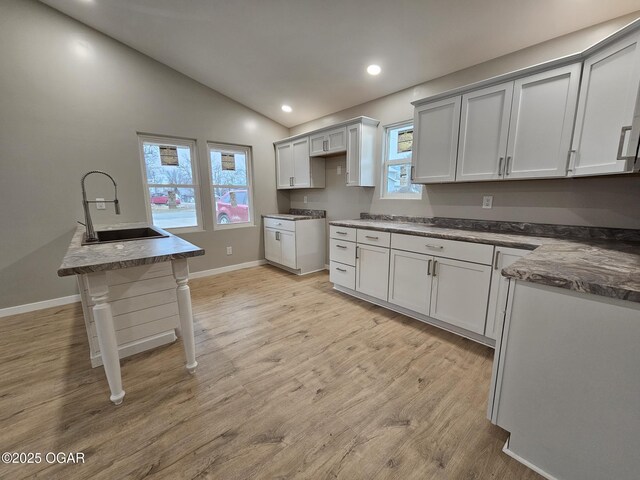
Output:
137 133 204 233
381 120 423 200
207 141 256 231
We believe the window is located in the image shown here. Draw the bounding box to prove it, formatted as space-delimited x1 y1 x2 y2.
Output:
382 121 422 199
138 135 202 231
208 142 254 229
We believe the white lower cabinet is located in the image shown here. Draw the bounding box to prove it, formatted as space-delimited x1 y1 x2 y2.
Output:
388 249 431 315
429 257 491 334
355 244 390 301
263 217 325 274
330 227 508 345
485 246 529 340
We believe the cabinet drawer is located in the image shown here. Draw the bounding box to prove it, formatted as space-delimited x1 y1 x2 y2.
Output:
357 229 391 248
264 217 296 232
329 261 355 290
330 238 356 266
391 233 494 265
330 225 356 241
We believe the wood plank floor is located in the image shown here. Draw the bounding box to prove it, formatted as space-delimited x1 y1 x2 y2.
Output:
0 265 541 479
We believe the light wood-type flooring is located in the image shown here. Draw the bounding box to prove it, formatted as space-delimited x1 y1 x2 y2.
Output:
0 265 541 479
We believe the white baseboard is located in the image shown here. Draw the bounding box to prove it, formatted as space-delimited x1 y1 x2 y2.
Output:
0 260 268 319
0 294 81 319
190 259 267 279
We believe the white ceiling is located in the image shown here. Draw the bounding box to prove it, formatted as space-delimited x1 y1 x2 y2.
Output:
41 0 640 128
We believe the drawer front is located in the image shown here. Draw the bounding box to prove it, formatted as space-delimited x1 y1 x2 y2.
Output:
391 233 494 265
264 217 296 232
330 225 357 242
357 229 391 248
330 238 356 266
329 261 355 290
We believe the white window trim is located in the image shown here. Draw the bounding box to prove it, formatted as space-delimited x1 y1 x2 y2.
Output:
207 141 256 231
381 120 423 200
137 134 204 233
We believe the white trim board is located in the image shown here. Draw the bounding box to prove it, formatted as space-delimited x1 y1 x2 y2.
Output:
190 259 267 279
0 294 81 319
0 259 268 318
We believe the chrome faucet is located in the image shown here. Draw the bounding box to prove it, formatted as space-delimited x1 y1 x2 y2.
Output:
81 171 120 243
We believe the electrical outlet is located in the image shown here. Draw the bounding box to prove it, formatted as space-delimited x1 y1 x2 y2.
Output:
226 246 233 255
337 165 342 175
96 198 106 210
303 195 308 204
482 195 493 209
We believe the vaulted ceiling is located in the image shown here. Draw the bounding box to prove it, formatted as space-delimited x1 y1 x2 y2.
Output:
41 0 640 127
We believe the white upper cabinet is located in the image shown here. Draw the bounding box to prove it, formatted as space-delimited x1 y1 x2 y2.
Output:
506 64 581 179
570 30 640 176
346 120 377 187
456 82 514 182
274 136 325 189
412 96 461 183
275 143 294 189
309 127 347 157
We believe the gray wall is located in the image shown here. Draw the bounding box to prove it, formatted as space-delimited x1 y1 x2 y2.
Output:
289 12 640 230
0 0 289 309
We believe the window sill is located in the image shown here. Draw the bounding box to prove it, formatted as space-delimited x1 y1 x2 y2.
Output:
165 226 205 235
381 195 423 201
213 222 256 231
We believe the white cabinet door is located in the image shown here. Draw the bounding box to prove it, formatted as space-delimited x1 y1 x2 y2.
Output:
356 244 390 301
275 143 294 189
280 230 297 269
346 123 360 186
457 82 513 182
292 137 310 188
412 96 461 183
309 127 347 156
309 133 326 157
485 247 528 340
506 64 581 179
571 30 640 176
326 127 347 153
388 249 432 315
429 257 491 334
264 227 282 264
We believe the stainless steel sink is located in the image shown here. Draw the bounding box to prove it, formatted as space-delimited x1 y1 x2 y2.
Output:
82 227 169 245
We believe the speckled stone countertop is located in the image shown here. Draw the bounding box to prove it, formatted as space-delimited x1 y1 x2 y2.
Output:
329 218 640 303
263 208 326 221
58 224 204 277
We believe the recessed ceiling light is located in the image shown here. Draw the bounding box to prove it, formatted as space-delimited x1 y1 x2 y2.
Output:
281 105 292 113
367 64 381 76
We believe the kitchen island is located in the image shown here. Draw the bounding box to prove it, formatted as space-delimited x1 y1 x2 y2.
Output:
58 224 204 405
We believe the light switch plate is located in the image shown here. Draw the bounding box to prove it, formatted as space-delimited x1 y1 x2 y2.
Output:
226 246 233 255
303 196 308 204
482 196 493 209
96 198 106 210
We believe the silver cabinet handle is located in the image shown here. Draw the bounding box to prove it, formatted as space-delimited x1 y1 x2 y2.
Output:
335 231 348 235
323 139 328 151
425 244 443 249
566 149 576 173
410 165 415 181
365 235 379 240
505 156 512 176
617 126 633 160
336 267 347 272
494 250 501 270
276 222 282 226
289 177 293 186
355 246 360 259
498 157 504 176
335 244 347 249
275 231 280 241
432 260 438 277
427 259 432 276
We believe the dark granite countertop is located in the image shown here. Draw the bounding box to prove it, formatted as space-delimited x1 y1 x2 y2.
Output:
329 218 640 304
263 208 326 221
57 224 204 277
